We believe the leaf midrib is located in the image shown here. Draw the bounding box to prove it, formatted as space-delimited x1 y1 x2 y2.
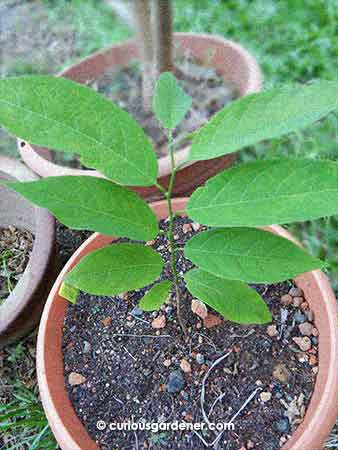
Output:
0 98 154 183
187 248 308 263
77 263 162 276
188 188 338 211
35 189 154 233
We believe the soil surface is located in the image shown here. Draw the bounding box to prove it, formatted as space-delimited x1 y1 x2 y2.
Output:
63 217 318 450
53 60 235 168
0 226 34 305
56 222 91 268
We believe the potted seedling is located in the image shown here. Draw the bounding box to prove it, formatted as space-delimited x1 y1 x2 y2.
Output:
0 74 338 450
18 1 262 200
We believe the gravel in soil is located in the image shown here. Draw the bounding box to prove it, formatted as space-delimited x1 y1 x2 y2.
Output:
0 226 34 305
53 59 236 168
63 217 318 450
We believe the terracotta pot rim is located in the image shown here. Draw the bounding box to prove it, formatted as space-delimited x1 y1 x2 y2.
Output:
0 156 56 346
19 32 262 180
37 198 338 450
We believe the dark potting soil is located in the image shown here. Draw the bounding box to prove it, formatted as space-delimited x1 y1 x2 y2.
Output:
56 221 91 268
0 226 34 305
53 59 236 168
62 217 318 450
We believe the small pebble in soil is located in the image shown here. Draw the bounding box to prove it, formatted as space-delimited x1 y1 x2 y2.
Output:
203 313 223 328
195 353 205 365
100 316 112 327
281 294 293 305
151 314 166 329
311 336 319 346
191 298 208 319
266 324 278 337
309 355 318 366
289 287 302 297
305 309 314 322
260 391 272 402
180 359 191 373
273 363 291 384
275 418 290 433
167 370 185 393
293 296 303 307
298 322 313 336
131 306 143 317
294 311 306 323
83 341 91 354
293 336 312 352
68 372 86 386
182 223 193 234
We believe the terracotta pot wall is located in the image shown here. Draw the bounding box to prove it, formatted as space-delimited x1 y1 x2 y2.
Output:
0 156 57 348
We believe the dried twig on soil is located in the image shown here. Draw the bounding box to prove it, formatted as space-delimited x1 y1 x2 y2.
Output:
228 387 262 424
134 431 139 450
123 346 136 361
111 333 172 339
195 350 262 448
200 351 232 428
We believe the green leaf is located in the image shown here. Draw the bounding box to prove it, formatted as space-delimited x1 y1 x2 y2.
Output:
185 228 326 284
59 282 80 304
65 243 163 296
185 269 272 324
187 159 338 226
4 176 158 240
188 81 338 161
153 72 192 129
139 280 172 311
0 76 158 186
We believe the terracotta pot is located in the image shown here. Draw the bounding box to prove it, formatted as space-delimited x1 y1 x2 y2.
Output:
19 33 263 201
37 198 338 450
0 156 57 348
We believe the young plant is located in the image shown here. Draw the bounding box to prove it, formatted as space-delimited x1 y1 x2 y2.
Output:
0 73 337 334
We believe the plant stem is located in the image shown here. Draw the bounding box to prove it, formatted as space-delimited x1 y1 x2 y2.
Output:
165 130 188 336
134 0 154 111
153 0 174 78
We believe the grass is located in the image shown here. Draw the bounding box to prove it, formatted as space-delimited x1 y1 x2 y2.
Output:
0 0 337 447
0 383 57 450
0 336 59 450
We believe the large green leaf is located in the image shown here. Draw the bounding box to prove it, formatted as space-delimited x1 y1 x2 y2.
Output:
152 72 192 129
4 176 158 240
188 81 338 161
187 159 338 226
139 280 172 311
0 76 158 186
185 228 326 283
185 269 272 324
65 243 163 296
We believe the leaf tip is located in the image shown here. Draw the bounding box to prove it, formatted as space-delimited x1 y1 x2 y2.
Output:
59 282 80 304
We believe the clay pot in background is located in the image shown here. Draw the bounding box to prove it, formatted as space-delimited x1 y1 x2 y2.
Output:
19 33 263 200
0 156 57 348
37 198 338 450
